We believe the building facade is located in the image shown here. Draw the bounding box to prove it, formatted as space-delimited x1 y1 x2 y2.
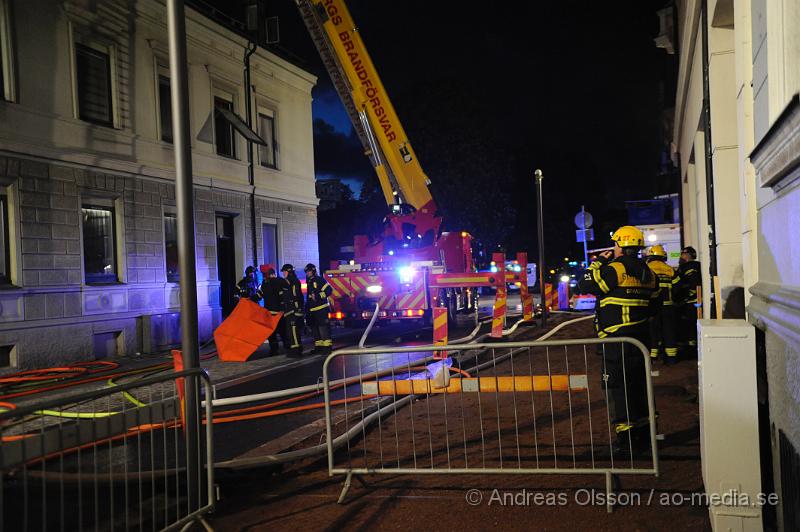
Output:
673 0 800 529
0 0 319 368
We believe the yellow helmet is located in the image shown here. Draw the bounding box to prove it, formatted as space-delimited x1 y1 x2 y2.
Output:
611 225 644 248
647 244 667 258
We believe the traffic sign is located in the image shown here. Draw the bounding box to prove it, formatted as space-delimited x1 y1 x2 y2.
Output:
574 209 593 229
576 229 594 242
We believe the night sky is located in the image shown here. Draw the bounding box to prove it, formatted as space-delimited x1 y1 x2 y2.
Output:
221 1 678 262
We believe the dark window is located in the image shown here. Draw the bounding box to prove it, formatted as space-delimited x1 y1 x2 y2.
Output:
262 222 278 267
159 75 173 143
93 332 120 359
258 113 276 168
75 43 113 126
214 96 236 158
216 215 236 316
82 205 117 284
0 345 12 367
164 213 179 282
0 194 10 284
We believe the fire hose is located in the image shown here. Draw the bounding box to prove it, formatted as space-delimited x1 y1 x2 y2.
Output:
7 314 592 473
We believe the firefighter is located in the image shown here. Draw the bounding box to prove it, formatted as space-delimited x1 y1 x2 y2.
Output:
304 263 333 355
577 225 660 456
675 246 702 358
646 244 679 364
281 264 304 357
235 266 262 303
261 266 290 356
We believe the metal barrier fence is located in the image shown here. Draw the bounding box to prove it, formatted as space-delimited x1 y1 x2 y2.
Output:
322 338 659 511
0 368 214 531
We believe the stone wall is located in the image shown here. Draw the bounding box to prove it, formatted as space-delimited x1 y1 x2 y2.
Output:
0 155 319 370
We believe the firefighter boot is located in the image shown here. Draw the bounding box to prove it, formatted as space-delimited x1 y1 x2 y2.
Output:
611 423 652 458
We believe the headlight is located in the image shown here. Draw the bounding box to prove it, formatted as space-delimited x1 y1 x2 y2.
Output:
366 285 382 294
560 275 570 283
399 266 415 284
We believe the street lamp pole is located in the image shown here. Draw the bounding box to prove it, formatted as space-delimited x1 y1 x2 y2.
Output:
166 0 201 511
535 169 547 326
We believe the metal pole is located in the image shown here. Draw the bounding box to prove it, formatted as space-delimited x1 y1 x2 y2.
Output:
581 205 589 267
166 0 200 512
244 43 259 268
701 0 719 318
535 169 546 325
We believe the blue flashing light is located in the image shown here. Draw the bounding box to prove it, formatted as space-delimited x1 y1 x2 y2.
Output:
388 250 395 256
490 266 498 273
399 266 415 284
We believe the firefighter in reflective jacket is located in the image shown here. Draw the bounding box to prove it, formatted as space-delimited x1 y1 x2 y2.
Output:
261 266 292 356
675 246 702 357
304 263 333 355
578 225 660 455
236 266 262 303
646 244 679 363
280 264 304 357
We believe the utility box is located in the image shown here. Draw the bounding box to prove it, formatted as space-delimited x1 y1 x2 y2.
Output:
697 320 763 532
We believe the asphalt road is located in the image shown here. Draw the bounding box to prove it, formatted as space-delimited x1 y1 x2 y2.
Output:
208 294 532 462
210 308 499 463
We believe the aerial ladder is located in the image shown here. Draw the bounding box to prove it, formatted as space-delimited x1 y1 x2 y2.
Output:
294 0 531 330
296 0 441 260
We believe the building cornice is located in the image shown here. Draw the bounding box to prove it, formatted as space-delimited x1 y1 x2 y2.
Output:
0 147 319 206
749 94 800 190
748 280 800 345
254 186 319 207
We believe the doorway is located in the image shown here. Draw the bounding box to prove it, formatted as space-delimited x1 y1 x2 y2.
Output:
216 214 237 317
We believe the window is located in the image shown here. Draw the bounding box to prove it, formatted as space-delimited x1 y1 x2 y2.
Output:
0 0 15 102
0 345 14 367
75 43 113 126
82 204 117 284
0 194 9 284
158 75 173 143
262 221 278 267
93 331 121 358
214 95 236 158
164 213 179 282
258 111 276 168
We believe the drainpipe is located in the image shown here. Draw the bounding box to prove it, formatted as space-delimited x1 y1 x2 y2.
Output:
676 151 685 249
701 0 719 318
244 42 258 268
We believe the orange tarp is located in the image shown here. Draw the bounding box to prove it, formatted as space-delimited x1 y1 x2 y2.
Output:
214 299 282 362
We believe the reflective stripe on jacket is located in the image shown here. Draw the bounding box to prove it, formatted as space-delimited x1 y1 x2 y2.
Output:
306 275 332 312
578 255 660 338
647 258 677 306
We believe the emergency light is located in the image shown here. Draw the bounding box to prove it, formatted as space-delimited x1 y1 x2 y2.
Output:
399 266 415 284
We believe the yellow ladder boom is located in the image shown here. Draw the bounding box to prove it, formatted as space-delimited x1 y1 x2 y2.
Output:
296 0 436 215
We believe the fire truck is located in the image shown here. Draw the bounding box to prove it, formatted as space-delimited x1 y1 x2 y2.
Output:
295 0 527 326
